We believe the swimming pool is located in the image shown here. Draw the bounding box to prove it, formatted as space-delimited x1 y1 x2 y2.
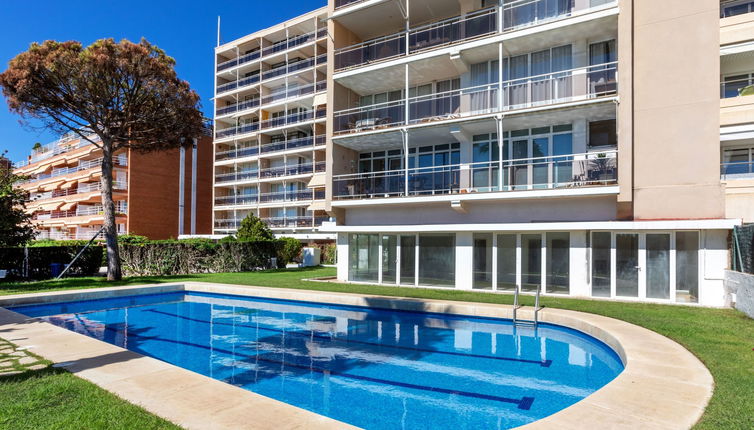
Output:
11 291 624 429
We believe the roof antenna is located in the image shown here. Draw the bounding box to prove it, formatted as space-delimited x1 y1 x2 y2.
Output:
217 16 221 47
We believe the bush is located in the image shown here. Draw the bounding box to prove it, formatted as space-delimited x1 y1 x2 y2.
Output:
277 237 303 268
119 240 284 276
0 245 103 280
236 214 273 241
118 234 149 245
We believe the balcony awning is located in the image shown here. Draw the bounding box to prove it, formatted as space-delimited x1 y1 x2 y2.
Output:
308 173 326 188
59 202 76 211
307 201 326 212
40 183 59 192
38 202 63 211
61 180 80 189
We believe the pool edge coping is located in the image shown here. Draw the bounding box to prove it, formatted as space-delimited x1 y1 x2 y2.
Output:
0 282 713 430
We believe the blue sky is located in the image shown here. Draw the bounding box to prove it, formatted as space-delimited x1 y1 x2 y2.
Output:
0 0 326 163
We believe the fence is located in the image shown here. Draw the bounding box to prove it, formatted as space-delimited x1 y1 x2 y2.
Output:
732 224 754 274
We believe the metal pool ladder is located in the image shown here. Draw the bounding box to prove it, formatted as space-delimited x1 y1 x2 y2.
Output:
512 284 543 327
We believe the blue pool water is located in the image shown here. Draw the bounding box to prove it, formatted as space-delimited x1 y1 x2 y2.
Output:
12 292 623 429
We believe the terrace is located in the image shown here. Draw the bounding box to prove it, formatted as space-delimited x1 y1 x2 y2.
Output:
333 150 618 200
216 28 327 73
333 62 617 136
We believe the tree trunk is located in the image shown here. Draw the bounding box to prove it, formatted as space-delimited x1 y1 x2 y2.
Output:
100 141 122 281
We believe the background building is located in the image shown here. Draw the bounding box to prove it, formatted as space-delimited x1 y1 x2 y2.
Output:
212 8 332 242
321 0 744 307
14 132 213 240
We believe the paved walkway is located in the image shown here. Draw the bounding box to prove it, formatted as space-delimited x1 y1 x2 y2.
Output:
0 337 48 377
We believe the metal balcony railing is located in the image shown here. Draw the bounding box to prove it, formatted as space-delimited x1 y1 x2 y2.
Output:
214 194 259 206
215 162 325 184
33 202 128 220
28 181 127 202
721 0 754 17
20 156 128 185
214 215 328 230
215 105 327 140
335 0 368 9
216 28 327 72
334 62 617 135
215 136 325 162
333 150 618 200
334 1 616 72
721 75 754 99
721 161 754 179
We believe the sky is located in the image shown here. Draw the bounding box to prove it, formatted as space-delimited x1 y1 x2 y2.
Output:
0 0 326 163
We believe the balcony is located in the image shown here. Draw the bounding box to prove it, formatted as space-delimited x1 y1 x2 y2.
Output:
214 106 327 140
334 62 617 135
333 150 618 200
335 0 368 9
33 201 128 220
721 74 754 98
35 230 108 241
214 216 329 230
215 162 326 184
215 136 325 161
722 161 754 180
721 0 754 18
333 1 615 72
29 181 127 203
216 28 328 72
20 155 128 185
215 54 327 99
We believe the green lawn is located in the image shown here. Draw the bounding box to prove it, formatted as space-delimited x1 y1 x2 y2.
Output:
0 339 178 430
2 267 753 429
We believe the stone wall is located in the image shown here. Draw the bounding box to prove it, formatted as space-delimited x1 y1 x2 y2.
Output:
724 270 754 319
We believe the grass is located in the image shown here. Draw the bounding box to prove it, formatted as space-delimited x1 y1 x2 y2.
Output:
0 339 178 430
2 267 754 429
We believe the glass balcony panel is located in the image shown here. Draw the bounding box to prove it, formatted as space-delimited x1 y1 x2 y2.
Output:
335 33 406 71
409 7 497 54
333 151 617 199
334 100 406 134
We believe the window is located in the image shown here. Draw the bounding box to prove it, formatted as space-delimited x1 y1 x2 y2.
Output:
418 234 455 287
400 235 416 285
589 120 617 148
591 232 611 297
348 234 379 282
676 232 699 303
546 232 570 294
473 233 493 290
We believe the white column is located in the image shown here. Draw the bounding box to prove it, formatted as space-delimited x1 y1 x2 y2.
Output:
456 232 474 290
337 232 349 281
191 138 198 235
569 231 589 297
178 146 186 235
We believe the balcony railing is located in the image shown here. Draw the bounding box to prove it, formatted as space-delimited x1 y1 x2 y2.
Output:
29 181 127 202
334 1 616 72
214 216 329 230
215 162 325 184
215 54 327 101
33 202 128 220
215 106 327 140
216 28 327 72
333 150 618 200
335 0 367 9
721 0 754 18
215 136 325 162
334 63 617 135
721 75 754 99
721 161 754 179
20 156 128 185
35 230 109 241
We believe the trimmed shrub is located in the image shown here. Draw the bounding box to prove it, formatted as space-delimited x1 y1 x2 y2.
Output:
0 245 103 280
277 237 303 268
119 240 284 276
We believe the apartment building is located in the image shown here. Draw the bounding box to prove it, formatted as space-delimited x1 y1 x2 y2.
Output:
721 0 754 222
212 8 332 241
14 132 213 240
314 0 747 307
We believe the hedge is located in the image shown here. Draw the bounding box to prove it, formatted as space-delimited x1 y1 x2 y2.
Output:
119 240 286 276
0 245 103 280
